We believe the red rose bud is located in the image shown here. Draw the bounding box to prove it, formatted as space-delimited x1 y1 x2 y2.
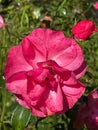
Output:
72 20 97 40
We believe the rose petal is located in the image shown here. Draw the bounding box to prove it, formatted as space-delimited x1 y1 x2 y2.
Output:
31 106 47 117
26 28 72 62
44 84 63 114
4 45 32 80
5 72 27 94
62 82 85 108
62 39 87 78
22 37 46 68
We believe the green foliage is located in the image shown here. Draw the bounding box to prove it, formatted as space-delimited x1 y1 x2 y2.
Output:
11 105 31 130
79 32 98 93
0 0 98 130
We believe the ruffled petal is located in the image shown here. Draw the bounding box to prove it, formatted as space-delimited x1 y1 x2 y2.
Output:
73 60 87 79
20 69 47 110
31 106 47 117
4 45 32 80
31 82 64 117
62 81 85 109
44 84 64 114
5 72 27 94
22 37 46 68
26 28 68 61
26 72 46 106
56 38 86 78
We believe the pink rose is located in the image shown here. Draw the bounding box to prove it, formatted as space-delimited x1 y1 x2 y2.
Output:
0 15 5 28
4 28 86 117
93 1 98 10
74 90 98 130
72 20 97 40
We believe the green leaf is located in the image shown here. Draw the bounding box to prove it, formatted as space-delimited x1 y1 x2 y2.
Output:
11 105 31 130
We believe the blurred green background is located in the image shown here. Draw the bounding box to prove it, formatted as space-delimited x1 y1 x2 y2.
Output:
0 0 98 130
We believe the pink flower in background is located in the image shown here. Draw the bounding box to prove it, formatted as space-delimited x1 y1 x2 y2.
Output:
93 1 98 10
4 28 86 117
74 90 98 130
72 20 97 40
0 15 5 28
